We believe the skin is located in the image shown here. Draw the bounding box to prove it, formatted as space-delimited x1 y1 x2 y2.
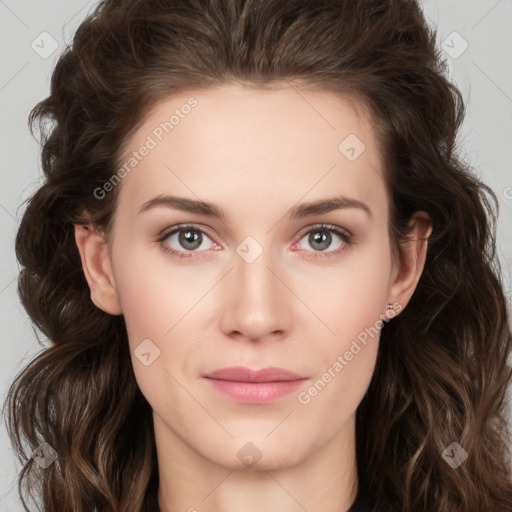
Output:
74 82 431 512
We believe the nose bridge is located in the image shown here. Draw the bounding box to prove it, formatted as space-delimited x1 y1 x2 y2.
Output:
234 234 280 305
220 234 291 339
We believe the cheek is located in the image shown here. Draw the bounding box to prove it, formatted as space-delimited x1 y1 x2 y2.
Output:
296 233 392 345
110 244 215 400
300 236 392 394
112 241 206 343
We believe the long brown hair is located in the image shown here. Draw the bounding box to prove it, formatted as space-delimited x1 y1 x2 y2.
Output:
3 0 512 510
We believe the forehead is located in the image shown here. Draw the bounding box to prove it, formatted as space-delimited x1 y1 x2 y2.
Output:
114 82 387 222
121 82 378 158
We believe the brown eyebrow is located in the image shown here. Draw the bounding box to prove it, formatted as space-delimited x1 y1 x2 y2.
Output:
289 196 372 219
138 194 372 220
139 195 226 219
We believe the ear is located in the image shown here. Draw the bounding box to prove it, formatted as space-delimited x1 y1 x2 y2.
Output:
74 224 122 315
387 211 432 313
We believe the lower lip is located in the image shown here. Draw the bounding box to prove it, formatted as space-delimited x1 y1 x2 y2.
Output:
204 378 307 403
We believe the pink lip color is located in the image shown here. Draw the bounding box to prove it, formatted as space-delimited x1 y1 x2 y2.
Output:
203 366 308 404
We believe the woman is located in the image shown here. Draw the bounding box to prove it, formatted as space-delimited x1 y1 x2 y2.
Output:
3 0 512 511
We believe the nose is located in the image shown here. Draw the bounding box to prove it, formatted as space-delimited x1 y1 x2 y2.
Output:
218 240 294 343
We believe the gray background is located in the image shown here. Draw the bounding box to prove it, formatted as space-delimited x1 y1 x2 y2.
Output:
0 1 511 510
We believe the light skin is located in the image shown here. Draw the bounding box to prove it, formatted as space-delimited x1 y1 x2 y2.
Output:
74 82 431 512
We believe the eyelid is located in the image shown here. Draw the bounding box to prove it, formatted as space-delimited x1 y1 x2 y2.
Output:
157 222 218 243
294 222 353 240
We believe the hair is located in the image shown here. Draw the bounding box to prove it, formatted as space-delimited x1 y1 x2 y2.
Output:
3 0 512 510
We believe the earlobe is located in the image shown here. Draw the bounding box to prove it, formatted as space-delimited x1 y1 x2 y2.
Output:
74 224 123 315
387 212 432 312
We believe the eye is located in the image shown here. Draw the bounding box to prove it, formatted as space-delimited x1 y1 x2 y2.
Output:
292 224 352 259
157 223 352 261
157 224 219 260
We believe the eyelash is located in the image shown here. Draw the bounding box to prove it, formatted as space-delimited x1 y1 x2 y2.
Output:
156 223 353 260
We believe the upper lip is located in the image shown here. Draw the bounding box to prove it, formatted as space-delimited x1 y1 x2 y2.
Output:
203 366 306 382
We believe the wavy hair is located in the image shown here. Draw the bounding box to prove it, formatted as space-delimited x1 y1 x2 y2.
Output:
3 0 512 510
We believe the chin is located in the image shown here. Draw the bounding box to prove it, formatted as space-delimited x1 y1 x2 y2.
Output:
205 439 308 472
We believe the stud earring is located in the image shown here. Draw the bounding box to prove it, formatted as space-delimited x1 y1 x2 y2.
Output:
385 303 397 320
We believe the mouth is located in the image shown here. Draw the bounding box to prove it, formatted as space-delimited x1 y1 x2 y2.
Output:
202 366 308 403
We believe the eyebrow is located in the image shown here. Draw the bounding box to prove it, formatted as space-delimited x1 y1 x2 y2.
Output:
138 194 372 220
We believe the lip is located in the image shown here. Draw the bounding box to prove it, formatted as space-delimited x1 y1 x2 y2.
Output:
204 366 306 382
203 366 308 404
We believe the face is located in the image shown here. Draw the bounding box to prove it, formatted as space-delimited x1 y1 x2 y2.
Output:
78 82 425 472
